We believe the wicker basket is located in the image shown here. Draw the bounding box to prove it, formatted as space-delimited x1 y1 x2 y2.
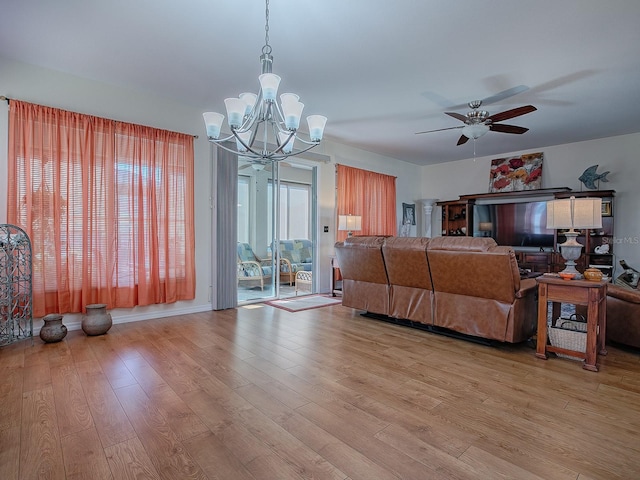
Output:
548 314 587 360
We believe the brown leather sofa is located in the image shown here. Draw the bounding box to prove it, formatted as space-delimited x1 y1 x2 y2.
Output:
335 236 538 343
334 236 390 316
606 284 640 348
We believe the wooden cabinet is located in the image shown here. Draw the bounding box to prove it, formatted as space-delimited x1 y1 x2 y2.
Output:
437 189 615 276
518 252 553 273
439 200 471 236
516 252 577 274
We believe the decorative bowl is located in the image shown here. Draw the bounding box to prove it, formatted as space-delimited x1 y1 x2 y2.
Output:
559 272 576 281
584 268 604 282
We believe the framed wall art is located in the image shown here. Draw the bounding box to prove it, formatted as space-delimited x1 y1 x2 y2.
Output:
489 152 544 193
402 202 416 225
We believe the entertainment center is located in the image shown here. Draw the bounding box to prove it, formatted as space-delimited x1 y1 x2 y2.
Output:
437 188 615 274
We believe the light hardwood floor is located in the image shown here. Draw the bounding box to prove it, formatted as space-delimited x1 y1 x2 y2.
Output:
1 303 640 480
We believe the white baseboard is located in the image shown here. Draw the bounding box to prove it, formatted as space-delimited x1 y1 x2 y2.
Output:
33 303 214 336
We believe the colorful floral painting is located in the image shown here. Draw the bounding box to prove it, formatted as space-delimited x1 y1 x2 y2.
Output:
489 152 544 193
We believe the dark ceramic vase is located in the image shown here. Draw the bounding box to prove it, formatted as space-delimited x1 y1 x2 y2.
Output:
81 304 113 336
40 314 68 343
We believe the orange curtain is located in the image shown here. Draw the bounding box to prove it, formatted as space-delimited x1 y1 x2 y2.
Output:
335 164 397 242
7 101 195 317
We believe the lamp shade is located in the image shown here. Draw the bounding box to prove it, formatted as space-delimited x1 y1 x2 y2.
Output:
547 197 602 230
478 222 493 232
338 215 362 232
573 197 603 229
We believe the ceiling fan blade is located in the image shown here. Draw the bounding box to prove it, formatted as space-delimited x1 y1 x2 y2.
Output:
457 135 470 146
415 125 464 135
487 105 537 123
490 124 529 134
239 164 252 170
481 85 529 106
445 112 468 122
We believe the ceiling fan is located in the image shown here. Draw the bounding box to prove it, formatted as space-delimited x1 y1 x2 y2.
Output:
416 93 537 146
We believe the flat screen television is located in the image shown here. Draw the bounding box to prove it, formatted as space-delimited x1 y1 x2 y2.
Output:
472 201 555 248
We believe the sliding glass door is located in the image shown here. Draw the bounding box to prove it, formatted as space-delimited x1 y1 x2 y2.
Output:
237 159 316 304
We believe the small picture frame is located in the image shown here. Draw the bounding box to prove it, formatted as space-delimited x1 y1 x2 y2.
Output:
601 200 612 217
402 203 416 225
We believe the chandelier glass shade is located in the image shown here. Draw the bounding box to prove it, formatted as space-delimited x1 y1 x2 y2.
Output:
202 0 327 162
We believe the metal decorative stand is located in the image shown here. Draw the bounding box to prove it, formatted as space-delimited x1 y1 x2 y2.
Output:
0 224 33 346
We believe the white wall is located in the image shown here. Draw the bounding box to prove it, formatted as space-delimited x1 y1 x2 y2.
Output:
0 55 425 320
312 141 424 292
421 134 640 277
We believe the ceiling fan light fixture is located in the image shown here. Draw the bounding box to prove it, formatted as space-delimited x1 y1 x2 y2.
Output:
462 124 490 140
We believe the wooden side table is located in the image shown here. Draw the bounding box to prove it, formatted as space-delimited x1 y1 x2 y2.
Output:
330 256 342 297
535 275 608 371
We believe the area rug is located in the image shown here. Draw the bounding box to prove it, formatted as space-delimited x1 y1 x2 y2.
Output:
266 295 342 312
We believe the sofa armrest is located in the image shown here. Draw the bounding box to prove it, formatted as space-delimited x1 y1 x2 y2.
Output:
515 278 538 298
607 284 640 304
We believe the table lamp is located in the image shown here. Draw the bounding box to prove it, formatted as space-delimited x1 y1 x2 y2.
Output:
338 214 362 237
478 222 493 237
546 196 602 277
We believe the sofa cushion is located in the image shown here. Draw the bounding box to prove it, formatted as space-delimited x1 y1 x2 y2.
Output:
382 237 434 324
382 237 433 290
427 246 520 304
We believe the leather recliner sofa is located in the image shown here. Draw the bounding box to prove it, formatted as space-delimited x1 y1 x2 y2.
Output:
335 236 538 343
606 284 640 348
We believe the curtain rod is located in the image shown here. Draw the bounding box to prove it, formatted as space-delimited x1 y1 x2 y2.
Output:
0 95 199 138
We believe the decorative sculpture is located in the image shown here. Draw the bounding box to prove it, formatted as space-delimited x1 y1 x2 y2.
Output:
579 165 610 190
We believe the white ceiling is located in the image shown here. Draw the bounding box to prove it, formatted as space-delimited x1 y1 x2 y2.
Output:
2 0 640 166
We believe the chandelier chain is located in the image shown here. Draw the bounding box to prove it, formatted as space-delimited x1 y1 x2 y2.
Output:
262 0 271 55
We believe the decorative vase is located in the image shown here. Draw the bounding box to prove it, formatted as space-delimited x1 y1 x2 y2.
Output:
39 313 67 343
583 268 604 282
81 304 113 336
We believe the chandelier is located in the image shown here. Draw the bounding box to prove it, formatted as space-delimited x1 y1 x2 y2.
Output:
202 0 327 162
